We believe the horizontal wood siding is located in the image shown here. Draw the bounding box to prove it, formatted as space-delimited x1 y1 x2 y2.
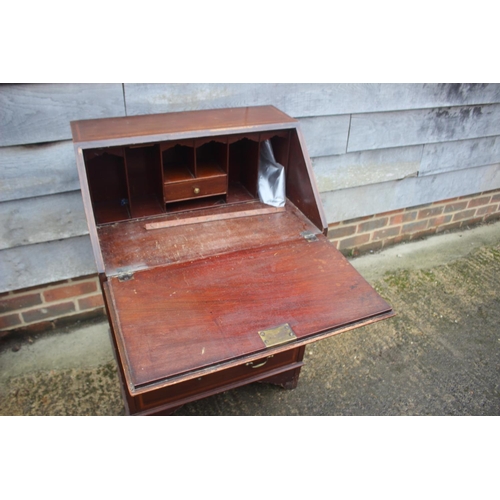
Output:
322 163 500 223
1 83 500 293
0 191 88 250
124 83 500 117
299 115 350 156
0 141 78 202
312 145 422 192
0 84 126 147
347 104 500 152
0 236 96 292
420 135 500 176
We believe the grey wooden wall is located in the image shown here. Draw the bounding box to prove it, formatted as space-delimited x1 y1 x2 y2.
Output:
1 83 500 293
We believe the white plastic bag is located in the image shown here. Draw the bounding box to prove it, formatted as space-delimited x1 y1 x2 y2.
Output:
257 140 286 207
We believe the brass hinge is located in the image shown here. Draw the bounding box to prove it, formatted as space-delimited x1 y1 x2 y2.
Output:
301 231 318 242
258 323 297 348
117 271 135 282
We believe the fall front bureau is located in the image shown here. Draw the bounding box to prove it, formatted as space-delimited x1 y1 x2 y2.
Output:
71 106 394 415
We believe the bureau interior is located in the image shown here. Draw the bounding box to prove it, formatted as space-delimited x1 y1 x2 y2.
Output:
83 130 291 225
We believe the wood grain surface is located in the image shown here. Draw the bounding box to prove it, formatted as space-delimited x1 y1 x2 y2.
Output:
106 235 392 388
98 201 319 276
71 105 296 144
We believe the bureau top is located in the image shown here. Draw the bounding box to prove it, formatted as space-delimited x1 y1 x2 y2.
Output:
71 105 297 146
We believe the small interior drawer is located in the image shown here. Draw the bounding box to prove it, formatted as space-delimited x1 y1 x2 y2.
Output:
164 174 227 203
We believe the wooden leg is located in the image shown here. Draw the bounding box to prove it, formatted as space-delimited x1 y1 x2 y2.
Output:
259 365 303 390
260 346 306 390
258 345 305 389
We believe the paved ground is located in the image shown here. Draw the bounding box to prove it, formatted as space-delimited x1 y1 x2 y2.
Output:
1 221 499 416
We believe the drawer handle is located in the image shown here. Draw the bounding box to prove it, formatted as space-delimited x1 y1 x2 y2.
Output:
193 187 200 195
246 355 273 369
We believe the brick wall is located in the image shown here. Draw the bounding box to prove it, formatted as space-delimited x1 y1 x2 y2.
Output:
329 189 500 256
1 188 499 336
0 275 104 336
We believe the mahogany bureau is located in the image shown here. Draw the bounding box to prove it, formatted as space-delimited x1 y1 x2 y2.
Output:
71 106 394 415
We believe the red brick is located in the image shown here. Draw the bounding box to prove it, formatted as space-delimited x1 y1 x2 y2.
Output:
491 193 500 203
390 211 417 225
468 196 491 208
0 293 42 314
402 220 428 234
403 211 418 223
453 209 477 221
418 206 444 219
342 215 373 225
389 214 404 225
78 294 104 311
484 212 500 222
411 203 432 211
358 217 388 233
338 234 370 250
328 225 357 239
476 204 498 216
11 278 70 296
434 197 459 206
410 227 438 240
22 302 75 323
357 240 384 254
372 226 401 241
384 234 411 247
43 281 97 302
444 201 468 213
374 209 402 218
436 221 463 233
462 217 484 227
428 214 453 227
0 313 22 330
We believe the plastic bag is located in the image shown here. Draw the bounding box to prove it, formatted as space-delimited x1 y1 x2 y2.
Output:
257 140 286 207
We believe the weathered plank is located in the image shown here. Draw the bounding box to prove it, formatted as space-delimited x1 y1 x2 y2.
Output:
348 104 500 152
0 84 126 147
321 163 500 224
298 115 350 157
0 191 88 250
0 141 78 202
124 83 500 118
312 145 422 192
0 235 96 293
420 135 500 176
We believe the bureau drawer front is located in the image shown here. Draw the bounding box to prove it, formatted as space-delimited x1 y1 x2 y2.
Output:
164 175 227 202
137 348 301 410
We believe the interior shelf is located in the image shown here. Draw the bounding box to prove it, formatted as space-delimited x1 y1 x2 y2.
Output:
84 131 290 225
164 163 195 183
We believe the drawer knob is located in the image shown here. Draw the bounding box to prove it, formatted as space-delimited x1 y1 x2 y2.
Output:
193 187 200 195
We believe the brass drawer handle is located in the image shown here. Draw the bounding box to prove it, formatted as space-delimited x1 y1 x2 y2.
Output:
193 187 200 195
246 355 273 369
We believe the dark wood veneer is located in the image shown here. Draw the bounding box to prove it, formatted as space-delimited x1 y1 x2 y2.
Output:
71 106 394 415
